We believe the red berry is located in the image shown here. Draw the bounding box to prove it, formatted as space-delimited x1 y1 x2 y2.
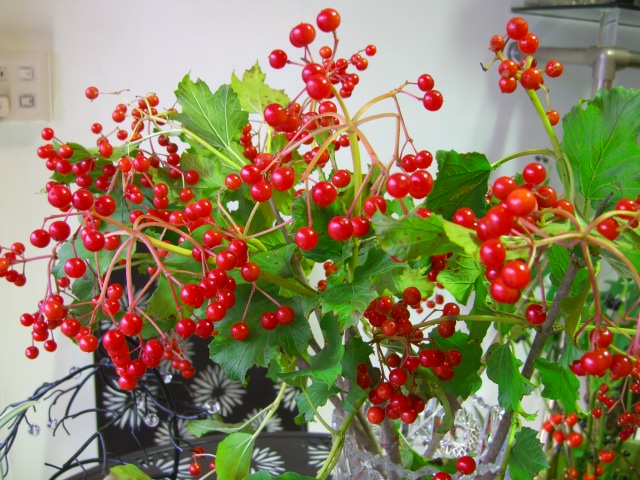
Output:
490 277 521 304
518 33 539 55
479 239 506 269
316 8 341 32
422 90 443 111
522 163 546 185
546 60 564 78
506 17 528 41
85 86 99 100
506 188 537 216
489 35 505 52
311 181 337 206
386 172 410 198
290 23 316 48
327 216 353 241
295 226 319 250
231 322 249 341
525 304 546 325
367 405 384 424
500 259 531 289
456 456 476 475
520 68 542 90
269 49 288 69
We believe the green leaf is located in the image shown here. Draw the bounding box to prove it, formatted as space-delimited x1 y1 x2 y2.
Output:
547 245 587 295
215 432 254 480
341 336 373 384
180 145 236 193
486 344 534 416
308 314 345 385
562 87 640 210
430 331 482 399
508 427 549 480
372 213 453 262
188 414 250 437
600 226 640 281
428 151 492 219
436 253 481 304
535 358 581 414
295 379 341 423
560 276 590 339
376 265 434 304
546 245 590 336
209 283 312 383
145 276 179 324
319 249 403 328
230 62 289 114
174 76 248 169
441 219 481 259
107 465 153 480
251 243 297 279
282 313 344 385
320 281 376 329
467 277 492 343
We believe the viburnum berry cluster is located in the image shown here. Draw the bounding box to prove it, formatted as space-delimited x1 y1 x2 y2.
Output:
1 9 640 480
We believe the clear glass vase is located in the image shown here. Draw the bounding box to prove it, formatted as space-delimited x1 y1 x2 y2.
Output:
332 395 503 479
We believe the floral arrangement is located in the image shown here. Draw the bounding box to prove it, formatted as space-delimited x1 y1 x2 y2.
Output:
1 7 640 480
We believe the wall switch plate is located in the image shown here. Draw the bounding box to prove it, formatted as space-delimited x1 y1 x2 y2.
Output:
0 52 50 122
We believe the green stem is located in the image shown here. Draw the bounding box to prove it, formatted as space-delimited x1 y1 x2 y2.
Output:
525 89 575 204
490 148 555 170
497 419 518 480
316 399 366 480
179 127 245 170
413 313 526 330
300 386 337 434
253 383 287 439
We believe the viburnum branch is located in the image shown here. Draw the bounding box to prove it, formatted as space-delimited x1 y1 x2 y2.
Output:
524 88 575 204
479 253 582 475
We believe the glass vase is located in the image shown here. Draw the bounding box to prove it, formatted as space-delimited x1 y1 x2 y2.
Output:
332 395 503 479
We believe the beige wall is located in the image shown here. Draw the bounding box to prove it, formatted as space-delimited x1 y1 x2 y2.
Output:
0 0 638 478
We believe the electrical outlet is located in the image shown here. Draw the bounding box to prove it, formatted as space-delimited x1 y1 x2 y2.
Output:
0 53 50 122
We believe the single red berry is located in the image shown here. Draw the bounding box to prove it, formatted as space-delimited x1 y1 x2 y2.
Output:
506 17 528 41
231 322 250 341
367 405 385 424
422 90 443 111
269 50 288 69
290 23 316 47
295 226 319 250
85 86 99 100
316 8 341 32
525 304 546 325
327 216 353 241
456 455 476 475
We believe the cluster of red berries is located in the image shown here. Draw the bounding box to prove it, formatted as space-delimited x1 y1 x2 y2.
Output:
450 162 556 306
360 290 464 427
268 8 373 101
488 17 564 124
430 454 477 479
542 411 625 480
0 242 28 287
238 9 441 251
188 446 216 476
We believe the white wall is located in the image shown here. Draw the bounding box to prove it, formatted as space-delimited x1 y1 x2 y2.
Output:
1 1 638 478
